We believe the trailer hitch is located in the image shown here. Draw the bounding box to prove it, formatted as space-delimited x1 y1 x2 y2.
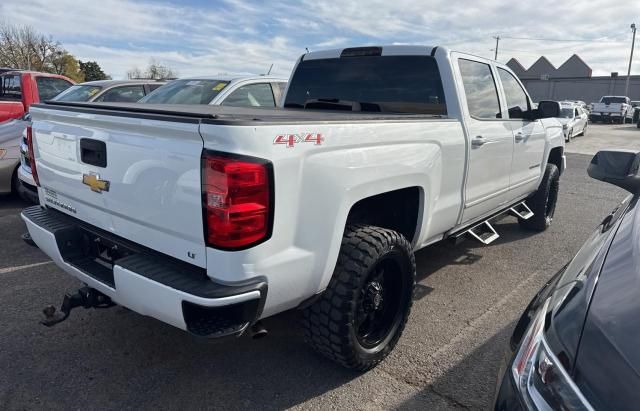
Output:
41 286 114 327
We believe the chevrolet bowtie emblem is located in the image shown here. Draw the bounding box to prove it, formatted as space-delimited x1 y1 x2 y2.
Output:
82 174 110 193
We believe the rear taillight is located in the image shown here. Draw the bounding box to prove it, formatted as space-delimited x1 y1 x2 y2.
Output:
201 151 273 250
26 126 40 187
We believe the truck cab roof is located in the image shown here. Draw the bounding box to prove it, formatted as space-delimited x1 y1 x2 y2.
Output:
177 75 287 83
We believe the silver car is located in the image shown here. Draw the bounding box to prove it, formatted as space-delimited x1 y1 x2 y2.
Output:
558 102 588 142
52 79 166 103
138 75 288 106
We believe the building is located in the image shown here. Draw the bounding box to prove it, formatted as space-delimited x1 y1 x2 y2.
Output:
507 55 640 102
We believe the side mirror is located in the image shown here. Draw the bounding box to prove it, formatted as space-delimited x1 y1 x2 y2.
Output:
588 150 640 193
536 100 560 119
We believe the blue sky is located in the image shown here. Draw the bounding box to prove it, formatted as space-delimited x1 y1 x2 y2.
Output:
1 0 638 79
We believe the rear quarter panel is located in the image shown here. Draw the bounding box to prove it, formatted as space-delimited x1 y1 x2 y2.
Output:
200 119 465 316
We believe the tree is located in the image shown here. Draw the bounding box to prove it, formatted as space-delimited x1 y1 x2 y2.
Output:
126 66 143 79
52 52 85 82
0 23 62 72
0 22 96 82
79 61 109 81
127 58 177 80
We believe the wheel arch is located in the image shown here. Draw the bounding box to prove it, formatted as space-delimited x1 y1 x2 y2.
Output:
548 146 564 175
345 186 422 246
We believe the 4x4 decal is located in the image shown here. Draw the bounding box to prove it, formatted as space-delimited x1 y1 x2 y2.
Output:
274 133 324 148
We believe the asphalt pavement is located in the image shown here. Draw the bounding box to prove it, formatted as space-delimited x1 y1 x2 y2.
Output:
0 124 637 410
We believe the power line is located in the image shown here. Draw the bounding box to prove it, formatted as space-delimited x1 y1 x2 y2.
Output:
498 44 589 54
500 35 624 44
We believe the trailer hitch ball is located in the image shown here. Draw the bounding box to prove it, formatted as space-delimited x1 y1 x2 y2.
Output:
41 287 114 327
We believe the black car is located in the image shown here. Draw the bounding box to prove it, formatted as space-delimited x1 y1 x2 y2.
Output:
495 150 640 411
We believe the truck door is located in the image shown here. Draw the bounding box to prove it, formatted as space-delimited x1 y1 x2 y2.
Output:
456 58 514 223
496 68 546 199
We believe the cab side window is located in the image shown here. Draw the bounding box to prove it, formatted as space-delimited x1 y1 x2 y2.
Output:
94 85 145 103
574 108 580 117
458 59 502 119
0 75 21 101
221 83 276 107
497 68 530 119
36 77 73 101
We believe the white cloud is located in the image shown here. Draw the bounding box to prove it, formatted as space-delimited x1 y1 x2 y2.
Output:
1 0 639 78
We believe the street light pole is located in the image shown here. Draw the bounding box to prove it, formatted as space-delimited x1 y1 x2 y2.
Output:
493 36 500 60
625 23 636 98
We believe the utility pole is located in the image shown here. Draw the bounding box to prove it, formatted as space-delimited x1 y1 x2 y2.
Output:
625 23 636 98
493 36 500 60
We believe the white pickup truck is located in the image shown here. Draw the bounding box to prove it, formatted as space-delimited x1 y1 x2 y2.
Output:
22 45 564 370
589 95 634 123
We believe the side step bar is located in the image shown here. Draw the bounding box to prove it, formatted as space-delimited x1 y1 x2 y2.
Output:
509 202 534 220
467 221 500 245
451 201 534 245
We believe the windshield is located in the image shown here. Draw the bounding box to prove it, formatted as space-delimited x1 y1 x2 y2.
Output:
53 85 103 102
139 79 228 104
560 108 574 118
601 97 626 104
284 55 446 114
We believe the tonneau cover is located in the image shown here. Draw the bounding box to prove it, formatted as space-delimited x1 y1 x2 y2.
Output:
33 101 447 124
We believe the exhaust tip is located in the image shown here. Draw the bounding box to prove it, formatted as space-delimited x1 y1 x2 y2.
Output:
250 321 268 339
22 232 37 247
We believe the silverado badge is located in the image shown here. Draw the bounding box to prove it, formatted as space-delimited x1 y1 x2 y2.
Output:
82 173 110 193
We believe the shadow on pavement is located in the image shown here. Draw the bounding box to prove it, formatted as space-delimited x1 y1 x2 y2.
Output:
0 192 31 214
0 289 359 410
412 215 533 283
397 321 516 410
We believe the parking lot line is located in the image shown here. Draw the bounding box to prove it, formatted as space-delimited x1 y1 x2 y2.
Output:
0 261 53 274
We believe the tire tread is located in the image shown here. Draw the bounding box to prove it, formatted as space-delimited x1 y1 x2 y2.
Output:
302 224 415 370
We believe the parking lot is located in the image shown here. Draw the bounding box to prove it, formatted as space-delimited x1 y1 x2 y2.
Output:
0 123 637 410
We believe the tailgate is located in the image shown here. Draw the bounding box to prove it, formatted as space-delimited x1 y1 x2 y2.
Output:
594 103 620 113
29 106 207 268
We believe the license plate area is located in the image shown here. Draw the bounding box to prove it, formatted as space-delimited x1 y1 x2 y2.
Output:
56 226 137 288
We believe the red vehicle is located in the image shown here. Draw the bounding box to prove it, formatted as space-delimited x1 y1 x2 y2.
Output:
0 70 75 122
0 71 74 197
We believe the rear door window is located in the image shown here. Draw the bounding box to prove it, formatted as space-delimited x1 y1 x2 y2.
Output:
146 83 164 93
0 75 22 101
221 83 276 107
36 77 73 101
458 59 501 119
284 55 447 114
94 85 145 102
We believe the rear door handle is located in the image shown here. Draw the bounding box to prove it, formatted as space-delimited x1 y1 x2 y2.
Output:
514 132 526 142
471 136 495 148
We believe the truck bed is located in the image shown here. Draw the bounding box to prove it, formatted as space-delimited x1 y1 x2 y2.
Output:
34 101 449 125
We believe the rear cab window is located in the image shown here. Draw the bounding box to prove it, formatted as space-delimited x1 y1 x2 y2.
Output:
36 77 73 101
0 74 22 101
284 54 447 114
601 97 626 104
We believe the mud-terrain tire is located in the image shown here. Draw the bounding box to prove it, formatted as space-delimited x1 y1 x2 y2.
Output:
302 224 415 371
519 163 560 232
